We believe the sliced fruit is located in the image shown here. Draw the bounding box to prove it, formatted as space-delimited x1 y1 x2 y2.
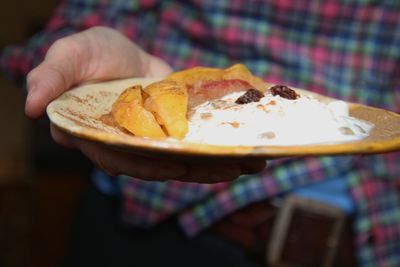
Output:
222 64 269 92
111 86 166 138
188 79 253 108
144 80 188 139
166 66 223 87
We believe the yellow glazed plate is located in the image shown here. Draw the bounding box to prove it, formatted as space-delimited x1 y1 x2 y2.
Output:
46 78 400 161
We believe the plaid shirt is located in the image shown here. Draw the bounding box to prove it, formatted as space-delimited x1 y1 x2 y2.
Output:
1 0 400 266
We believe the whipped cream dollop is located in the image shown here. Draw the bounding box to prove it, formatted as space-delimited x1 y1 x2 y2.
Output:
184 89 374 146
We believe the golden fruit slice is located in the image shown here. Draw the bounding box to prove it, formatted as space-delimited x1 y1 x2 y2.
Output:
144 80 188 139
222 64 268 92
167 64 268 92
187 79 253 108
166 66 223 87
111 86 166 138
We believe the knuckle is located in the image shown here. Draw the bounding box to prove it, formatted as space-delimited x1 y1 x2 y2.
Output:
76 142 115 175
91 25 112 33
26 67 38 82
94 155 117 176
51 37 80 53
49 36 87 65
89 150 109 172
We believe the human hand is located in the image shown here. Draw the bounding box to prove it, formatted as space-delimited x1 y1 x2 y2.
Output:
26 26 172 118
26 26 266 182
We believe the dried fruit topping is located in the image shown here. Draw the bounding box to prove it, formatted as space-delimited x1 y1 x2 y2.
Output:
235 89 265 104
270 85 299 100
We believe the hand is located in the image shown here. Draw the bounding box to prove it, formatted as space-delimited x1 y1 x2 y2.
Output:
26 26 266 182
26 26 172 118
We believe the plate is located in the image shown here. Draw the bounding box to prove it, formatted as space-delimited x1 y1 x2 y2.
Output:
46 77 400 161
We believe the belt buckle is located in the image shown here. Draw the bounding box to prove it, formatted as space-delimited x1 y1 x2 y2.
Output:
266 195 346 267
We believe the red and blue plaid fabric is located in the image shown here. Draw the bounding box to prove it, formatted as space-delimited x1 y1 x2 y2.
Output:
1 1 400 266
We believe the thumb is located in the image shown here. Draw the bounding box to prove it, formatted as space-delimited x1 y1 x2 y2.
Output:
25 26 174 119
26 64 73 118
25 38 85 118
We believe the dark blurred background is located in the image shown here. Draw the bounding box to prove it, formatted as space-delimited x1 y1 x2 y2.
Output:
0 2 92 266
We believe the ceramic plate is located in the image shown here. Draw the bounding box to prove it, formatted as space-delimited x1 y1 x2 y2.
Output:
46 78 400 161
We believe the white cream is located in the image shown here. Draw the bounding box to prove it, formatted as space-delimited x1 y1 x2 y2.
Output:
183 91 374 146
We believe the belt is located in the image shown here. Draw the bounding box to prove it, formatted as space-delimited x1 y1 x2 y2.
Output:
209 195 356 267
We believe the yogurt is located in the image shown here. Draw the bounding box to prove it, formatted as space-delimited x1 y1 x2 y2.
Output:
184 90 374 146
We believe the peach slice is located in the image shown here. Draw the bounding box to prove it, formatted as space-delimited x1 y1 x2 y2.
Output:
111 86 166 138
166 64 268 92
222 64 269 92
187 79 253 108
144 80 188 139
166 66 223 87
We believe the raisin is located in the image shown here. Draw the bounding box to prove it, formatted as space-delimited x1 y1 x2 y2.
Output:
235 89 265 104
270 85 299 100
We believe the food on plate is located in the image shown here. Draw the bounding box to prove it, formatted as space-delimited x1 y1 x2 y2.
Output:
112 63 266 139
111 85 166 138
167 64 267 108
167 63 266 91
111 64 374 145
185 85 373 146
143 80 188 139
